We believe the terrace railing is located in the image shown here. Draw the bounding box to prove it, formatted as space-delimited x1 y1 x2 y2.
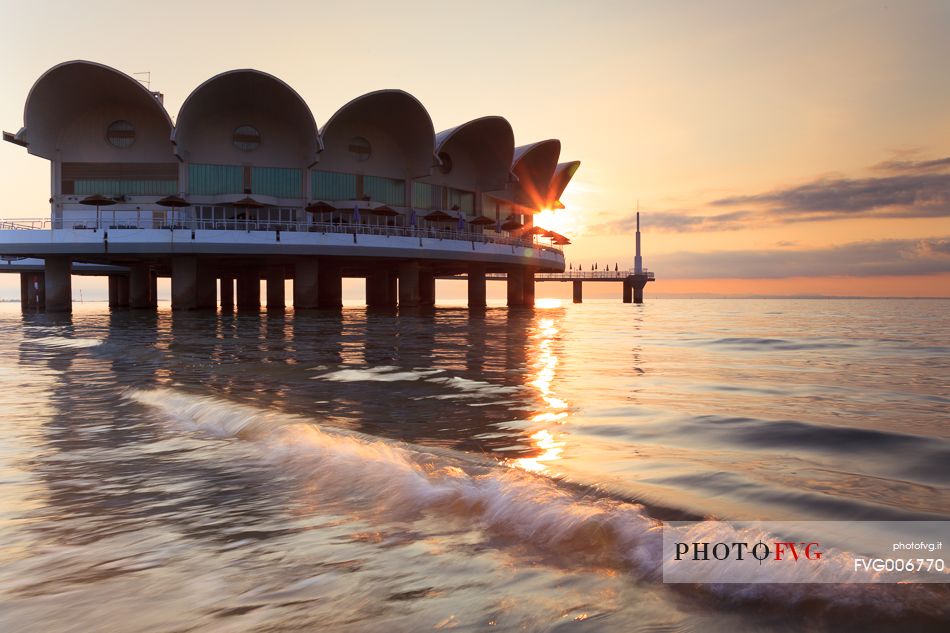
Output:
0 218 563 254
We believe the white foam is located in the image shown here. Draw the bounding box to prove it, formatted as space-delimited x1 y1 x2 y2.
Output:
314 366 444 382
125 388 947 613
28 336 103 349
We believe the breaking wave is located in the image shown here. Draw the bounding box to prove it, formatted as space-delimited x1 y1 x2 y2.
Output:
125 388 947 614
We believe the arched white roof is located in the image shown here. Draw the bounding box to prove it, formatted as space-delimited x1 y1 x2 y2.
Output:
511 139 561 209
320 89 436 178
545 160 581 207
15 60 174 160
434 116 514 191
173 69 320 165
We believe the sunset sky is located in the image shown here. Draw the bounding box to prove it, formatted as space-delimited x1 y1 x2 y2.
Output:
1 0 947 298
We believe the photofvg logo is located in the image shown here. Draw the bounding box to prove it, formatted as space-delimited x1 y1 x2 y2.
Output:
662 521 949 584
674 540 822 563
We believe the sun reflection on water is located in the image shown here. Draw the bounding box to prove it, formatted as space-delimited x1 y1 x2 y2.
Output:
513 316 569 474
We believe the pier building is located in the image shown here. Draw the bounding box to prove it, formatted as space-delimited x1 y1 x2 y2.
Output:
1 61 578 311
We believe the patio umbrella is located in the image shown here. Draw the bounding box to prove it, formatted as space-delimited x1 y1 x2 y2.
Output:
469 215 495 226
155 194 189 227
231 196 265 225
156 194 189 208
369 205 398 217
232 196 265 209
500 216 523 231
423 210 452 221
80 193 116 228
305 200 336 224
305 200 335 213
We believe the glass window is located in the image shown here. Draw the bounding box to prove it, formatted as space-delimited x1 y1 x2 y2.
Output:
233 125 261 151
106 120 135 148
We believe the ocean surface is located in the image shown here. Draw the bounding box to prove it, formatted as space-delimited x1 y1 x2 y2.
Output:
0 298 946 632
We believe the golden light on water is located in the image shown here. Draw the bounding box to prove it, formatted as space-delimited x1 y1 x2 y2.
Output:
513 317 569 474
514 429 566 474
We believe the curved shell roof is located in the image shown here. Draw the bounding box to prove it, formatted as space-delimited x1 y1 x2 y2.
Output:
511 139 561 209
173 69 320 165
320 89 436 179
434 116 514 191
17 60 174 160
7 63 579 210
545 160 581 207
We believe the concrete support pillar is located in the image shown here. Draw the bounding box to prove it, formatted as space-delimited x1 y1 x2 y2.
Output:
44 257 72 313
633 279 646 304
318 262 342 308
20 272 45 312
171 256 198 311
419 268 435 307
366 269 390 307
293 259 319 310
129 264 150 309
149 270 158 307
622 279 632 303
506 268 524 307
117 276 129 307
108 275 119 308
468 264 487 309
236 269 260 310
109 275 129 308
196 263 217 310
572 280 583 304
398 261 420 307
266 267 285 311
220 276 234 311
386 271 398 307
522 267 536 307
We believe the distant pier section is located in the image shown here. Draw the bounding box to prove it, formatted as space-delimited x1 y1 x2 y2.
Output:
446 211 656 303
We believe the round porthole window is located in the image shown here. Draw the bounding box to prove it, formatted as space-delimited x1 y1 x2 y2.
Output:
233 125 261 151
347 136 372 162
106 120 135 148
438 151 453 174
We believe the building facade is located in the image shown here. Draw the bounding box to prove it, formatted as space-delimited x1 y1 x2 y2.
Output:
2 61 578 312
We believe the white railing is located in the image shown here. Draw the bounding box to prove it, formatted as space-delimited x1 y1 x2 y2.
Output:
537 270 655 280
0 217 563 255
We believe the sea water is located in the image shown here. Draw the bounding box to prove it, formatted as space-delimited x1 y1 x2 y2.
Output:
0 299 946 631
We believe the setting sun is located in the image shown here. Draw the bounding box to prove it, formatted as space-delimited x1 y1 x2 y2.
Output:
533 208 578 237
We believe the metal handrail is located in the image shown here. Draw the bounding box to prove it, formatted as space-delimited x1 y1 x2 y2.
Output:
0 217 564 255
537 270 653 279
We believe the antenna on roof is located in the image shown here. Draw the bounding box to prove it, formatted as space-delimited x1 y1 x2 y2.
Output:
132 71 151 90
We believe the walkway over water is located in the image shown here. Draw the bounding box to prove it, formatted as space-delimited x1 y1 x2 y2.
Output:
442 269 656 304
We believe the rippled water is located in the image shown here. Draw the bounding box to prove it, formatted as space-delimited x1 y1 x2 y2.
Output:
0 299 947 632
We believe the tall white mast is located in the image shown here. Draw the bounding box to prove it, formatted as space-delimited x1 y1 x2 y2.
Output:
634 202 643 274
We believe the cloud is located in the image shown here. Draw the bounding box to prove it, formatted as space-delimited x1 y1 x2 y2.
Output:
602 210 753 233
596 154 950 234
873 156 950 173
651 237 950 279
710 172 950 218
